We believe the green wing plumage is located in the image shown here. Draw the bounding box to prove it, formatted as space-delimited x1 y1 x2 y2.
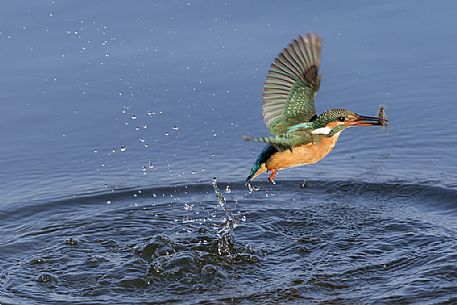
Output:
262 33 322 135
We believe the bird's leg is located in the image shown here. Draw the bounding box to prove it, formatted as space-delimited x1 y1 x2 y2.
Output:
268 170 277 184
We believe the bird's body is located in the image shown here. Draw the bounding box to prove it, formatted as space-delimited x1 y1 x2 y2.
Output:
266 131 341 170
249 132 341 181
244 33 387 188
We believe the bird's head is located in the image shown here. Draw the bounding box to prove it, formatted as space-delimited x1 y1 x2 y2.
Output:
311 108 386 136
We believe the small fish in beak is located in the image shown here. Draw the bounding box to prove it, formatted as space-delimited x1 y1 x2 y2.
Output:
377 105 388 127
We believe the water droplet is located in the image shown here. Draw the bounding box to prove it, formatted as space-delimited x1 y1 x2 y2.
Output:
31 258 46 264
148 161 154 169
224 185 231 193
139 137 145 143
142 166 147 172
191 171 196 175
135 126 140 131
93 150 98 153
144 143 149 148
131 115 137 120
65 238 78 246
142 123 147 129
120 145 126 152
165 132 169 136
112 148 116 153
172 126 179 130
106 200 111 204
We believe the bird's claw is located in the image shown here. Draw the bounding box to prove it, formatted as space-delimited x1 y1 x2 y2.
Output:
268 170 277 184
268 177 276 185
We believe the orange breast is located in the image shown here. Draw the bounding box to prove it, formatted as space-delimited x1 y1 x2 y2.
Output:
266 133 341 171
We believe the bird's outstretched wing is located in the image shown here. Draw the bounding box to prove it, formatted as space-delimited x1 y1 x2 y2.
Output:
262 33 321 135
242 128 315 152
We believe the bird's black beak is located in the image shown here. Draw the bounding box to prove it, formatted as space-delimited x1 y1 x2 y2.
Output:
350 114 388 127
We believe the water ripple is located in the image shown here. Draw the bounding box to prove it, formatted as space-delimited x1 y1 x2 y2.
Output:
1 179 457 304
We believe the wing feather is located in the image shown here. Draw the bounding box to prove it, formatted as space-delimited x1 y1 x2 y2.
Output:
262 33 322 135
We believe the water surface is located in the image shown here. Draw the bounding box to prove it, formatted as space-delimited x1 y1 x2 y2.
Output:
1 1 457 304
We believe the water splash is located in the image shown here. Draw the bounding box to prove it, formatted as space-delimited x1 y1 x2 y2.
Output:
246 181 260 192
211 177 237 255
224 185 231 194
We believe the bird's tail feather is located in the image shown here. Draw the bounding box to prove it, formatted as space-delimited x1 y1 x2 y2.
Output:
245 163 264 185
242 135 291 151
244 144 277 186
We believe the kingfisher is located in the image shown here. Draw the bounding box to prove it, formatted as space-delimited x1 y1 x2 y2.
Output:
244 33 387 190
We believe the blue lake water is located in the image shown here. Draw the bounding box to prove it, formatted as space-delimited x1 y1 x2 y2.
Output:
1 1 457 304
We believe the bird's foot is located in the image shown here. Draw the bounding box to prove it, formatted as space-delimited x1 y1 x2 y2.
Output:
268 170 277 185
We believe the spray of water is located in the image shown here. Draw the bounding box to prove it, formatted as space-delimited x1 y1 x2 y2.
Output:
211 177 237 255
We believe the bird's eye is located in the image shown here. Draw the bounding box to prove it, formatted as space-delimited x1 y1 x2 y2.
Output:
337 117 346 122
